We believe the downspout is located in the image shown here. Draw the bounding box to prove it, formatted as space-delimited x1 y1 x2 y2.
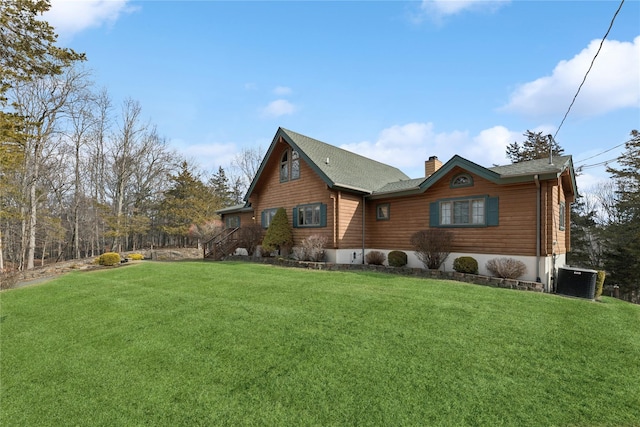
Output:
534 174 543 290
362 195 366 264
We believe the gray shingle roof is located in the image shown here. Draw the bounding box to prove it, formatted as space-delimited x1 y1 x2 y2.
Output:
489 155 573 177
280 128 410 193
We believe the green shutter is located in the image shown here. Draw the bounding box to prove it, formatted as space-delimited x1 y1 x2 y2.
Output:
429 202 439 227
320 203 327 227
292 207 299 228
261 210 267 229
487 196 499 226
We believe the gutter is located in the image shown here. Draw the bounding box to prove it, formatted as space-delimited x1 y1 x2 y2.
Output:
362 195 366 264
534 174 542 290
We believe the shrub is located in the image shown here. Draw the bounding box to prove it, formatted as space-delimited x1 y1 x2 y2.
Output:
388 250 407 267
365 250 386 266
98 252 121 266
237 223 263 256
595 270 606 300
295 234 327 262
129 253 144 261
261 208 293 256
486 257 526 279
410 229 453 270
453 256 479 274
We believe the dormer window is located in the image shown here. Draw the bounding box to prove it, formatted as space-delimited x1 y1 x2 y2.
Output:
280 149 300 182
451 173 473 188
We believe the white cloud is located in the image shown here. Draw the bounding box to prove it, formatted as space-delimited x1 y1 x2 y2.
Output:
418 0 509 20
261 99 297 118
45 0 136 38
503 36 640 118
340 122 516 178
273 86 293 96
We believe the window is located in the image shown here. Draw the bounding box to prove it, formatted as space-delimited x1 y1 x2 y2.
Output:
451 173 473 188
280 149 300 182
225 215 240 229
293 203 327 228
559 202 566 231
430 196 499 227
280 151 289 182
291 150 300 180
441 199 484 225
376 203 390 220
261 208 278 229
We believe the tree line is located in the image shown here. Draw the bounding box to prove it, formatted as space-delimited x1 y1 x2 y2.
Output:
0 0 261 271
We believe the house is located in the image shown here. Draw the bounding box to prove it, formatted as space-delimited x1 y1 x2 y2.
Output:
216 127 577 291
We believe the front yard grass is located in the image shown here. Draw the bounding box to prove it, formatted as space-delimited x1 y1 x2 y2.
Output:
1 261 639 426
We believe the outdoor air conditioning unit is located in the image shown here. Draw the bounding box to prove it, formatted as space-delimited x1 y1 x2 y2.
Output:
556 267 598 300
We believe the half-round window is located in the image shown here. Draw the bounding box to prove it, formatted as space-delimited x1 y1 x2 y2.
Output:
451 173 473 188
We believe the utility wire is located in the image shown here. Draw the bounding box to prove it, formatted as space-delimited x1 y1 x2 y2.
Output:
574 139 628 165
553 0 625 140
576 156 621 171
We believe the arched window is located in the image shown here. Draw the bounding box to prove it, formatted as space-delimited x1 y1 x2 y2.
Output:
280 150 289 182
451 173 473 188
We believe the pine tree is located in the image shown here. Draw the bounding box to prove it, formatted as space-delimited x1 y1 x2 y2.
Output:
567 195 602 268
208 166 234 208
261 207 293 256
506 130 565 163
603 130 640 299
159 161 219 244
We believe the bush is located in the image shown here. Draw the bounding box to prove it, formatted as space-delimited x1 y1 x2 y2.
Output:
410 229 453 270
294 234 327 262
453 256 478 274
365 250 386 266
129 253 144 261
261 208 293 256
595 270 606 300
486 257 526 279
237 223 263 256
388 250 407 267
98 252 121 266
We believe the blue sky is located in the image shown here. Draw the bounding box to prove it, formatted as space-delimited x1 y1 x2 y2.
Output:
45 0 639 191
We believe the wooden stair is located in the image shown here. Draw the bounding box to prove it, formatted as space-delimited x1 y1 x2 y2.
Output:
203 227 240 260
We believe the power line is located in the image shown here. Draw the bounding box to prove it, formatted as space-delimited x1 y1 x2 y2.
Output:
574 139 628 165
553 0 625 140
576 156 621 172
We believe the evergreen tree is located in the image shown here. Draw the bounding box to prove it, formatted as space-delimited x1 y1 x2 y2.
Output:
603 130 640 299
567 194 602 268
261 207 293 256
159 161 219 244
208 166 234 207
506 130 565 163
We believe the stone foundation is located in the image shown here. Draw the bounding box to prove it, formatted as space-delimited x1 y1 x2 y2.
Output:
224 255 544 293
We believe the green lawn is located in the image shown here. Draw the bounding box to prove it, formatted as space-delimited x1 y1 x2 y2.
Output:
1 261 639 426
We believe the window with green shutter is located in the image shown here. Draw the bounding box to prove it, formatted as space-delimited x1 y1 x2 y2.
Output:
293 203 327 228
430 196 498 227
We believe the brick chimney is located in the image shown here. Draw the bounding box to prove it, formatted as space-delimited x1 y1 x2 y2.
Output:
425 156 442 177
